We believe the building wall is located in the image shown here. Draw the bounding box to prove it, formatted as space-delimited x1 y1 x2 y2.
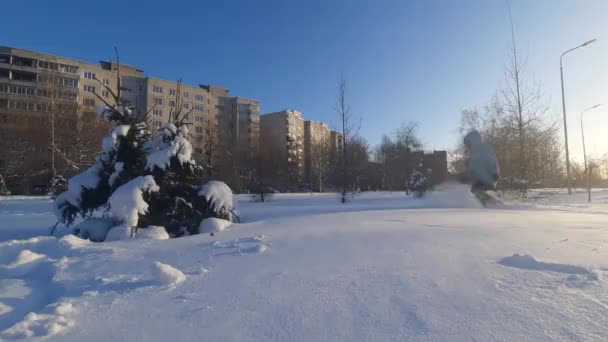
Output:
260 110 305 189
304 120 331 187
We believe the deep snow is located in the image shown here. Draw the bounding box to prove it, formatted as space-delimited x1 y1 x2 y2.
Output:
1 184 607 341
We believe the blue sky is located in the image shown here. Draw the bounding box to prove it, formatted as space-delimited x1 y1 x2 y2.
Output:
3 0 607 161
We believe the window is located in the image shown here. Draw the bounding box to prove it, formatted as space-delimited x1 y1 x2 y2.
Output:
194 105 203 111
183 103 190 109
183 92 189 98
61 64 78 74
152 109 163 116
153 98 163 105
196 137 203 143
38 60 59 71
195 94 204 101
84 72 96 80
102 90 109 98
153 85 163 93
194 148 203 154
169 89 176 96
62 78 78 88
84 85 96 93
169 100 176 107
103 78 110 85
84 98 95 107
195 116 203 122
153 121 162 129
195 126 203 133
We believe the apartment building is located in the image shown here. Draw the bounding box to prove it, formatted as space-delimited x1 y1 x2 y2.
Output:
217 96 260 189
260 109 305 189
0 46 260 193
0 47 143 191
303 120 331 189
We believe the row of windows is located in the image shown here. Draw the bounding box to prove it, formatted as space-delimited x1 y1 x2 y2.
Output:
0 114 76 128
37 60 79 74
35 75 79 88
3 100 79 113
0 84 78 101
151 86 206 102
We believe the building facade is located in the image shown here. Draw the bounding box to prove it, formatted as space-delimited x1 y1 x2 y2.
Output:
0 46 259 193
260 109 305 189
303 120 331 190
217 96 260 191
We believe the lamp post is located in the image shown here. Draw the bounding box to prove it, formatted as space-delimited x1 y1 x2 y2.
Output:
560 38 597 195
581 104 601 202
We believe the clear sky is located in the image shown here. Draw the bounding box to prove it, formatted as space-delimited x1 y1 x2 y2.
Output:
3 0 607 162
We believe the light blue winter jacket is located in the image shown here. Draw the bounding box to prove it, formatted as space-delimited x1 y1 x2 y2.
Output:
464 130 500 187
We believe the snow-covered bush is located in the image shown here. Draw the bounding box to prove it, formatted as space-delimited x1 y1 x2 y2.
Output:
407 169 428 198
47 175 67 197
198 180 236 221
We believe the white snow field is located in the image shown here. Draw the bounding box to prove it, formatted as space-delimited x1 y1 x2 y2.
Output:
1 184 608 341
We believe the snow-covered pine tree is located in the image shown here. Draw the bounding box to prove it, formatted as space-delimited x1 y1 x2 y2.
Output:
140 81 207 236
407 169 428 198
54 49 152 227
47 175 67 197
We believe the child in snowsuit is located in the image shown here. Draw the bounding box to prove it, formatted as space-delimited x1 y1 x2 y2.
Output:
463 130 500 205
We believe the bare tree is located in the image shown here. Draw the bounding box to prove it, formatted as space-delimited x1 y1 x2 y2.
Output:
335 77 357 203
396 121 422 150
310 138 332 192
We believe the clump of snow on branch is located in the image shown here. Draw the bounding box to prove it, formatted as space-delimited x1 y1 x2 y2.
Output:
146 124 193 171
198 181 235 220
102 125 131 155
98 105 132 122
109 176 159 228
109 162 124 186
53 164 103 222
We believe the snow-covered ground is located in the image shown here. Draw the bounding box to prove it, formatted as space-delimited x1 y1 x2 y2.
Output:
1 184 608 341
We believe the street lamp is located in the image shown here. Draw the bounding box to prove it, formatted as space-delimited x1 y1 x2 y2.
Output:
560 38 597 195
581 104 601 202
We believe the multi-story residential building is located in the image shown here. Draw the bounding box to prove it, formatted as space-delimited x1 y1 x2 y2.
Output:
260 109 305 189
0 47 145 191
0 46 259 193
217 96 260 190
303 120 331 190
